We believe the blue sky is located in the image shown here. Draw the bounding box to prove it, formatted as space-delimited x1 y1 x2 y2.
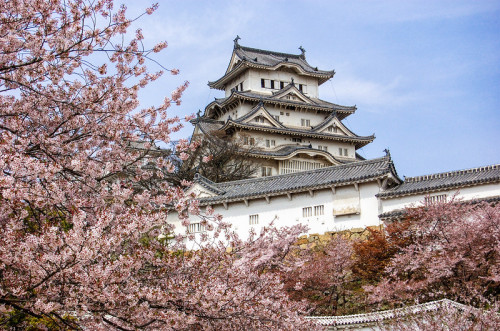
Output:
120 0 500 178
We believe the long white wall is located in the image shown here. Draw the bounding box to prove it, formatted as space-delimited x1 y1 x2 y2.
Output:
168 181 384 241
380 183 500 215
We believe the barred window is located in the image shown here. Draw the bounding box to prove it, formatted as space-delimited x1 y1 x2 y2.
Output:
302 207 312 218
188 223 205 233
425 194 447 205
249 214 259 225
314 205 324 216
266 139 276 147
261 167 272 177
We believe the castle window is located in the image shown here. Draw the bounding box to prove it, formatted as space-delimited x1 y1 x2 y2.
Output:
254 116 264 123
261 79 271 88
239 82 243 91
249 138 255 146
425 194 447 205
344 148 348 156
280 81 284 89
314 205 324 216
328 126 337 133
261 167 272 177
338 148 342 155
302 207 312 218
249 214 259 225
270 80 275 89
188 222 205 233
272 115 280 121
243 137 249 145
265 139 275 148
280 111 284 115
318 146 328 151
301 119 311 127
292 138 302 143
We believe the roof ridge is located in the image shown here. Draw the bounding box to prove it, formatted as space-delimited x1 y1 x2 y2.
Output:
222 121 375 141
214 156 389 188
405 164 500 183
307 299 467 325
238 45 303 59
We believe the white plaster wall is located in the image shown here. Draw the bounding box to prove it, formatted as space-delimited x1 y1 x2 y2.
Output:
168 182 383 241
380 183 500 214
231 128 355 160
219 103 253 122
244 69 319 97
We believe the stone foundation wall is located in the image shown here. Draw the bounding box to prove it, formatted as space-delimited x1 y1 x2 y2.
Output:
296 225 383 249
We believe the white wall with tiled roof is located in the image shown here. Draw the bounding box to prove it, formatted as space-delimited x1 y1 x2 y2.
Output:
169 180 384 241
380 182 500 217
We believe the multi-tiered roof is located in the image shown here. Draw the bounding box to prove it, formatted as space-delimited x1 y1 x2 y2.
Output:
193 38 376 176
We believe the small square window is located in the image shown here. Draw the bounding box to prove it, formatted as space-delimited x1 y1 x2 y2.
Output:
314 205 324 216
249 214 259 225
261 167 272 177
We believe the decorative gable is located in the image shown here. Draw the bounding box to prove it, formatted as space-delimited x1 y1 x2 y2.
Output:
185 183 218 198
271 84 314 104
237 102 284 128
314 115 355 137
225 51 243 74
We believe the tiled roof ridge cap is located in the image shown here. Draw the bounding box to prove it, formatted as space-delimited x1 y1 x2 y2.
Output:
224 120 375 140
193 173 226 195
405 164 500 183
194 117 224 124
212 91 356 112
238 44 303 59
213 156 390 188
307 299 467 325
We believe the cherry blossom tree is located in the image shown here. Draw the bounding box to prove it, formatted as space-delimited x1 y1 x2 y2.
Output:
367 199 500 309
0 1 311 329
282 236 355 316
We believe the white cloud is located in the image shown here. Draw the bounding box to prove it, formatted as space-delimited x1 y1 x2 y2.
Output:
320 75 416 112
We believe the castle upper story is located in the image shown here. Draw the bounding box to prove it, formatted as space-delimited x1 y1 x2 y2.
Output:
194 39 375 176
208 37 334 99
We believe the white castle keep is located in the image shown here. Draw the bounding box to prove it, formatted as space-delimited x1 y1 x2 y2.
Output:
168 39 500 239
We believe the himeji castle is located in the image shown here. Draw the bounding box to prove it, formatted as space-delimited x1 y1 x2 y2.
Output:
192 37 374 176
169 39 500 238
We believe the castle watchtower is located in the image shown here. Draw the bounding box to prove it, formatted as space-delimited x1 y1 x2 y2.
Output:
192 38 374 177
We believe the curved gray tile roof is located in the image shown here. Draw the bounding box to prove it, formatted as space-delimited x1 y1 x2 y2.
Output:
307 299 468 327
196 156 398 204
209 44 335 89
378 195 500 219
234 45 334 76
204 91 356 122
220 120 375 149
378 164 500 198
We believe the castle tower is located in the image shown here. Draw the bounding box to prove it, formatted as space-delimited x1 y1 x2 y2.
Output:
192 38 374 177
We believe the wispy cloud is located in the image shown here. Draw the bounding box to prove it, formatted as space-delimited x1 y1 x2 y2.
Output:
320 75 416 112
